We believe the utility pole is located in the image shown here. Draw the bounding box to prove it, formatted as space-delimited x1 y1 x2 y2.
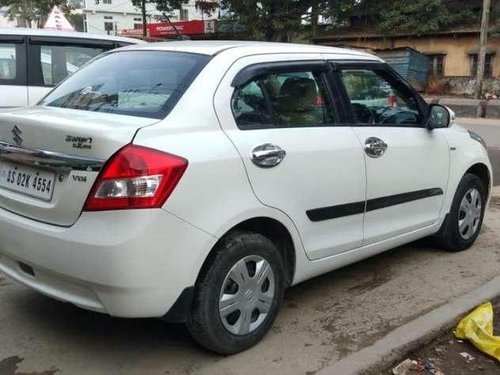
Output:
311 0 319 40
141 0 147 38
475 0 491 99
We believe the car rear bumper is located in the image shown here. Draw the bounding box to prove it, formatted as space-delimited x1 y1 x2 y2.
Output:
0 207 216 318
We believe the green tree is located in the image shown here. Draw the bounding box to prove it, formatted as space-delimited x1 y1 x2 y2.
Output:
131 0 189 37
322 0 481 36
378 0 477 35
219 0 312 41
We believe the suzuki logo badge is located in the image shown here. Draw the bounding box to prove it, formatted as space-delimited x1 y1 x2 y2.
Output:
12 125 23 146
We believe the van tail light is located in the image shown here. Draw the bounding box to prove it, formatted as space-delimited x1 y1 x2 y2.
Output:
84 145 188 211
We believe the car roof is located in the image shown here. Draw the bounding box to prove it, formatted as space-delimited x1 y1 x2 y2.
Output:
0 28 144 44
120 40 380 60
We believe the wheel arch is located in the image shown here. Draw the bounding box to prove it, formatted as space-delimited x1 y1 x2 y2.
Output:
465 162 492 197
196 216 297 289
442 161 492 221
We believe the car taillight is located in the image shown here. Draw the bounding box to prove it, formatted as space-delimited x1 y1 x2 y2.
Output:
84 144 188 211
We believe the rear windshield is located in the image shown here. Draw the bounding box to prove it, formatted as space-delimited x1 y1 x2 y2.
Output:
39 51 209 119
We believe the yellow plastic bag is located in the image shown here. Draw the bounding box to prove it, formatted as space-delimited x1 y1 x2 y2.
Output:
454 302 500 362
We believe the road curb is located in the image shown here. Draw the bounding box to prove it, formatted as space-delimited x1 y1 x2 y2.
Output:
424 98 500 119
456 117 500 126
317 274 500 375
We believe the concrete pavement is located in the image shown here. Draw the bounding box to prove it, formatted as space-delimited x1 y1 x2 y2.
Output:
456 117 500 186
456 117 500 129
322 253 500 374
424 98 500 119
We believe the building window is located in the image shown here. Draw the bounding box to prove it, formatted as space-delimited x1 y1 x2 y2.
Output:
426 54 445 77
470 54 494 78
102 0 112 4
180 8 189 21
133 17 142 29
104 16 114 34
104 22 114 33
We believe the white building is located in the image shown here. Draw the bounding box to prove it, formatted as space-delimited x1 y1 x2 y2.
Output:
82 0 217 35
0 7 20 28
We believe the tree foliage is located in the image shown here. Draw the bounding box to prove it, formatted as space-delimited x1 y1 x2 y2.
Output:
0 0 73 28
128 0 482 41
218 0 482 41
218 0 312 41
131 0 200 21
377 0 478 35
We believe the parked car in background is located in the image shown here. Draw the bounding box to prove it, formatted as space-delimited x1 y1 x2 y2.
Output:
0 28 143 108
0 41 492 354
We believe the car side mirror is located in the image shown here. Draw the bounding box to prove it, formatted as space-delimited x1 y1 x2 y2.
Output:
426 104 451 129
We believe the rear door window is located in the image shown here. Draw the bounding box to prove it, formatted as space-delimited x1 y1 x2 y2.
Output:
39 51 209 119
232 70 336 129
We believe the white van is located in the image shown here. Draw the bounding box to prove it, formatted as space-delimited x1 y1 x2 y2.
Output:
0 28 143 108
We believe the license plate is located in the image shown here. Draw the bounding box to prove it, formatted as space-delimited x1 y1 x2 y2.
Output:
0 161 55 201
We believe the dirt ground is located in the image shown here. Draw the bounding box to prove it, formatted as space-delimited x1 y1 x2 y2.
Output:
385 300 500 375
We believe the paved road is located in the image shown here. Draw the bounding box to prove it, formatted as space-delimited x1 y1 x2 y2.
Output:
456 117 500 185
1 119 500 375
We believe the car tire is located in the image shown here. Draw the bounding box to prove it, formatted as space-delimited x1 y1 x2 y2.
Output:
436 173 487 252
187 231 285 354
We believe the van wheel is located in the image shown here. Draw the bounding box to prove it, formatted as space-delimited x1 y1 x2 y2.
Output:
436 173 486 251
187 231 285 354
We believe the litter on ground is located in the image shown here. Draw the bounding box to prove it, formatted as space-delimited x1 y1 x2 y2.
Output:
454 302 500 362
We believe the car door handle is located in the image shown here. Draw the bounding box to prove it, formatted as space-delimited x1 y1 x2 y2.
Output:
364 137 388 158
251 143 286 168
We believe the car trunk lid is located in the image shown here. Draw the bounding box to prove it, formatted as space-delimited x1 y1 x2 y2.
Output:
0 106 159 226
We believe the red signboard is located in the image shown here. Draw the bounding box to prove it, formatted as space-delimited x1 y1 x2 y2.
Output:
148 20 215 37
121 20 216 38
121 28 143 36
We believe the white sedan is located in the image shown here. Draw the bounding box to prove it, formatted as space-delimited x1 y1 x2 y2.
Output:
0 41 492 354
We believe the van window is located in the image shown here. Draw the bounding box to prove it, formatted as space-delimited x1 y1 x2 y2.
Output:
40 45 105 86
0 43 16 80
40 51 209 119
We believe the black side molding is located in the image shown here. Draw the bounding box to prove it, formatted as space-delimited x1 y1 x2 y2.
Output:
307 201 365 222
162 286 194 323
306 188 444 222
366 188 443 212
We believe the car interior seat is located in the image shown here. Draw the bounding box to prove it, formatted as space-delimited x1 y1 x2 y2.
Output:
275 77 318 126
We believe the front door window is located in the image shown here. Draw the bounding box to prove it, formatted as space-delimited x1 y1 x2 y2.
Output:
339 68 422 126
